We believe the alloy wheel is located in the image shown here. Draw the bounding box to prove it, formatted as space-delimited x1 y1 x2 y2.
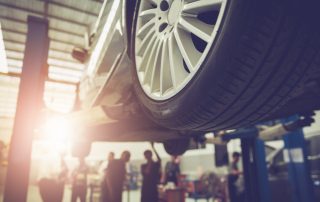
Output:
135 0 228 100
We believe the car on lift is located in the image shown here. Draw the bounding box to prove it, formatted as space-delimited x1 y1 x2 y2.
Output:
267 133 320 201
74 0 320 155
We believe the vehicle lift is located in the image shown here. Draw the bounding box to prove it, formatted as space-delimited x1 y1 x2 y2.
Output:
3 16 49 202
209 114 316 202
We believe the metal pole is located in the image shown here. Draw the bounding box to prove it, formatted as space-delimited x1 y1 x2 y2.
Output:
283 129 315 202
241 138 258 202
253 139 271 202
3 16 49 202
241 137 271 202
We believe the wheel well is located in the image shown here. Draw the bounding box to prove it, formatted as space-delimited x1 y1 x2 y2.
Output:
126 0 137 58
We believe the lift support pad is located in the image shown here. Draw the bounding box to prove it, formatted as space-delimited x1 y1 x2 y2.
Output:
3 16 49 202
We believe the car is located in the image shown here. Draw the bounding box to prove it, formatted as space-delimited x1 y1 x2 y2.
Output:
267 133 320 201
74 0 320 154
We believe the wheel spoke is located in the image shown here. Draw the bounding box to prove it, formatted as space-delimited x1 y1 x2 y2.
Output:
140 0 157 11
137 26 156 56
146 0 157 5
183 0 224 14
138 34 157 71
168 34 189 87
173 28 201 71
150 41 163 92
143 38 161 85
139 8 157 17
137 18 156 37
168 37 178 88
160 39 173 95
179 17 212 42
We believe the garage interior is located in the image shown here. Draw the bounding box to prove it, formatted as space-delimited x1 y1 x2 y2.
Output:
0 0 319 202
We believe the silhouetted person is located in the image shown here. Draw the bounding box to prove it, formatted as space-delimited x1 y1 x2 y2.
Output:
104 151 131 202
57 153 68 201
141 143 161 202
164 155 180 186
228 152 242 202
107 152 115 163
100 152 115 202
38 154 68 202
71 157 88 202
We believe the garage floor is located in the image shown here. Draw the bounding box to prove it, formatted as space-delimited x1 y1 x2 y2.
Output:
24 185 213 202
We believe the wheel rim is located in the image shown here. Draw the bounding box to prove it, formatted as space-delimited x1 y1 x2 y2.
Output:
135 0 228 100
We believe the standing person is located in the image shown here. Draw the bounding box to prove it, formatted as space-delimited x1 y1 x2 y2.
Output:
228 152 243 202
141 143 161 202
99 152 115 176
100 152 115 202
71 157 88 202
57 153 68 201
104 151 131 202
164 155 181 186
38 153 68 202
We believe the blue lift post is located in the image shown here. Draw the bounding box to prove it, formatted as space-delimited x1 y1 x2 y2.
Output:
3 16 49 202
219 114 316 202
283 129 315 202
241 137 271 202
222 128 271 202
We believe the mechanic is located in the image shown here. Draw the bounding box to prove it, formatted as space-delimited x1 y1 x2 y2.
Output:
228 152 244 202
38 153 68 202
71 157 88 202
141 143 161 202
100 151 115 202
164 155 181 186
99 152 115 175
104 151 131 202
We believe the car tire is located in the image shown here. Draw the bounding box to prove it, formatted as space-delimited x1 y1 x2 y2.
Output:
163 138 190 156
131 0 320 131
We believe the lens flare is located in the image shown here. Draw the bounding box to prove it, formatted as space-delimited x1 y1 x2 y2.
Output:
39 116 74 154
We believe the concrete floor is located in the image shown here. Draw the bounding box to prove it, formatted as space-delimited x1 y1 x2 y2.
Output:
18 185 213 202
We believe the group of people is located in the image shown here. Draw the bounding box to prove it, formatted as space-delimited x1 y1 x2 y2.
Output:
38 145 181 202
100 150 131 202
100 144 181 202
38 154 90 202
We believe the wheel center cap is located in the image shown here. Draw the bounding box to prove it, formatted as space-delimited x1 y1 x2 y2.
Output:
168 0 182 25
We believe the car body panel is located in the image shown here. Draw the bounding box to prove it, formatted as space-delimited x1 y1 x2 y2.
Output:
80 0 133 110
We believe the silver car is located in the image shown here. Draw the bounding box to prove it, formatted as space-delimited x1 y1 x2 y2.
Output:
77 0 320 154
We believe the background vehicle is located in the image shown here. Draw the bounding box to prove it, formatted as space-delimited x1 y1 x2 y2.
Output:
77 0 320 152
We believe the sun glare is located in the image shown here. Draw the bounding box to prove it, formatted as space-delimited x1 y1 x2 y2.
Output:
37 116 74 154
43 117 71 141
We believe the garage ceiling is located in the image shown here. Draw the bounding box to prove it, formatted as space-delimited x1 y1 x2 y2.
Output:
0 0 102 142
